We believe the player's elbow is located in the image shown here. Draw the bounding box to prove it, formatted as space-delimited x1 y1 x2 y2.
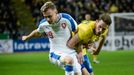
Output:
67 41 74 49
67 34 79 48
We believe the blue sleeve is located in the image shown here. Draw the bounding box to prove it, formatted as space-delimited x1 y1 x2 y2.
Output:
61 13 77 32
38 18 47 27
37 18 48 33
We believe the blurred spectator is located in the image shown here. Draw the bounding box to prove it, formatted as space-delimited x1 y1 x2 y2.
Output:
85 13 91 21
109 3 119 13
81 13 92 23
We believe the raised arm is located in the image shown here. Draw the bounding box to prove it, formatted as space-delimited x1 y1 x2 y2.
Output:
22 29 42 41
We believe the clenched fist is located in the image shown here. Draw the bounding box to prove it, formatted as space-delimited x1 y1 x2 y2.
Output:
22 36 28 41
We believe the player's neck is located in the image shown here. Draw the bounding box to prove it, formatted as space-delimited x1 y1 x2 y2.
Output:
94 23 100 36
54 14 61 24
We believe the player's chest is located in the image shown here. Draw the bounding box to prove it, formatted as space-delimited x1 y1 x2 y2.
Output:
82 33 99 44
44 22 69 38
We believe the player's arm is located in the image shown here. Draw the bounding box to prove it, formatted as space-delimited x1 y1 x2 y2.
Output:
93 36 106 55
22 20 46 41
67 33 80 49
93 28 108 55
22 29 42 41
67 23 82 49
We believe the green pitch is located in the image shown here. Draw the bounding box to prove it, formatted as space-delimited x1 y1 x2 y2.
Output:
0 50 134 75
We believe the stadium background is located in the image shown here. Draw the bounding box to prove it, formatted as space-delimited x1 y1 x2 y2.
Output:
0 0 134 75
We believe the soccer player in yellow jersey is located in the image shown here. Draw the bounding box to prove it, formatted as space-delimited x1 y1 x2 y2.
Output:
67 13 112 75
82 13 101 64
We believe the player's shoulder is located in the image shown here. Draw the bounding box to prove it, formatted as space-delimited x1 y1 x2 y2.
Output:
89 21 95 25
59 13 75 21
60 13 72 18
89 21 95 28
79 20 95 26
78 21 91 30
38 18 49 27
59 13 77 31
78 23 89 35
79 21 95 34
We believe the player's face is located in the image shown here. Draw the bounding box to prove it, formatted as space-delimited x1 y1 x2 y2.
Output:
95 20 108 35
85 14 91 20
42 8 57 24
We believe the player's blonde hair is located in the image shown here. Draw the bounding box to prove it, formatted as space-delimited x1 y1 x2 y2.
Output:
99 13 112 26
40 1 56 13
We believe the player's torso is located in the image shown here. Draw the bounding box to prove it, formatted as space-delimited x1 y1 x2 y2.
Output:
46 20 72 50
78 21 99 44
44 16 77 53
38 13 77 53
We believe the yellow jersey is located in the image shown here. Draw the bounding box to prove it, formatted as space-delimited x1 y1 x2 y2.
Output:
81 20 90 23
78 21 108 44
77 21 108 55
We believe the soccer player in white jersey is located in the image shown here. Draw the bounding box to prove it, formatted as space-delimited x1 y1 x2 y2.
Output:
22 1 81 75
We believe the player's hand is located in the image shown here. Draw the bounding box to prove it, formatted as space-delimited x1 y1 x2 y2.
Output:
91 47 96 53
22 36 28 41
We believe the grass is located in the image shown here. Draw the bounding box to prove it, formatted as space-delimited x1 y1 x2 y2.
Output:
91 50 134 75
0 50 134 75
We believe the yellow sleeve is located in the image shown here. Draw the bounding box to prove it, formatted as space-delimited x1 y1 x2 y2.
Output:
77 24 86 41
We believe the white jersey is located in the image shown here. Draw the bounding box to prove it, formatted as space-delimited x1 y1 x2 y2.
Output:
37 13 77 54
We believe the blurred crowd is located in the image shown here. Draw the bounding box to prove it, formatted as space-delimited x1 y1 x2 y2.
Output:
0 0 133 39
25 0 133 23
0 0 19 39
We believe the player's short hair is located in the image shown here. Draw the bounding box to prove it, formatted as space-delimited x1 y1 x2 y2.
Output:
40 1 56 13
99 13 112 26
